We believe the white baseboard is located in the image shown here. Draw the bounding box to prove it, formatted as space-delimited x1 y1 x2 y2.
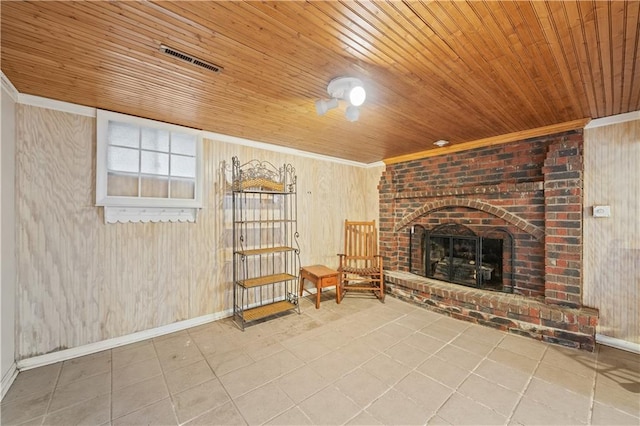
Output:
17 310 232 372
596 334 640 354
1 362 18 401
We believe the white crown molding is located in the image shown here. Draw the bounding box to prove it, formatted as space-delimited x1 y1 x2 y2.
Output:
18 94 96 117
596 334 640 354
16 309 231 371
1 72 19 102
585 110 640 129
201 129 377 168
1 362 18 401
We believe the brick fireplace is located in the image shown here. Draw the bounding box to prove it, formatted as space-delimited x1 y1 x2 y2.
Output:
379 130 599 351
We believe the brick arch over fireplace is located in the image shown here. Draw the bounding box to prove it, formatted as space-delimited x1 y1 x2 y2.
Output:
394 198 545 240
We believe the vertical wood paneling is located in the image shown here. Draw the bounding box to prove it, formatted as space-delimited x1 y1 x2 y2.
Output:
14 105 382 359
584 119 640 344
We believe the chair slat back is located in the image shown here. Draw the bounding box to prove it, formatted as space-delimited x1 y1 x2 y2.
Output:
343 220 378 269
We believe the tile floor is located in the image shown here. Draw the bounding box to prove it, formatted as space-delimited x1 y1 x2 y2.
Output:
2 292 639 425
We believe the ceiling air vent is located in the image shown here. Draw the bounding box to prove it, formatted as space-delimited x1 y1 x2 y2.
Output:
160 45 223 74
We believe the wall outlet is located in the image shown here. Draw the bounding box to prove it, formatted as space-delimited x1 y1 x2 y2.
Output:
593 205 611 217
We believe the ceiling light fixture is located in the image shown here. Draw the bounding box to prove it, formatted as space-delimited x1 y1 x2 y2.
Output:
315 77 366 121
434 139 450 147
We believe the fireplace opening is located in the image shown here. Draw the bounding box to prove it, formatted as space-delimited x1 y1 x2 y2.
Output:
409 223 514 292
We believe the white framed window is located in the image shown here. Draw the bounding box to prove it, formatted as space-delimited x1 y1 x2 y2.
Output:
96 110 203 223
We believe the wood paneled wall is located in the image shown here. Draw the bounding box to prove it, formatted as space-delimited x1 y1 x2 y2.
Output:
14 104 383 360
584 119 640 344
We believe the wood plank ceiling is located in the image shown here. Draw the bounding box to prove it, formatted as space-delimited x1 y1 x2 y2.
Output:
2 1 639 164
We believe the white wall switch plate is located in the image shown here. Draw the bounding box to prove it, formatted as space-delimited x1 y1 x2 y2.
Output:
593 205 611 217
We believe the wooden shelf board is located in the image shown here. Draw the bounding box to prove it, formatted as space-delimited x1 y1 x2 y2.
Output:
240 273 296 288
237 246 295 256
243 301 297 322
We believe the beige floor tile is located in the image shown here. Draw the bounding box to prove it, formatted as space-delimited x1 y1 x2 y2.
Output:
172 378 230 424
417 355 472 389
435 344 484 371
384 341 430 368
487 346 540 375
590 401 640 425
334 368 389 407
304 349 361 383
394 309 441 331
282 336 334 362
460 323 506 346
403 331 448 354
361 353 412 386
497 334 548 360
354 328 404 352
12 415 44 426
451 333 496 357
366 388 432 425
511 395 582 425
534 361 595 397
164 359 215 395
154 336 205 373
57 350 111 386
189 328 240 356
541 345 598 378
111 341 157 370
394 371 453 411
112 397 178 426
205 347 254 377
297 386 361 425
44 394 110 425
593 376 640 417
242 337 287 361
264 406 312 425
436 392 507 425
420 322 465 342
111 374 168 419
425 414 453 425
273 366 332 404
473 358 531 393
457 374 521 417
1 363 60 404
0 391 51 425
235 382 295 425
48 371 110 413
112 356 162 390
523 377 591 423
184 401 247 426
345 410 384 425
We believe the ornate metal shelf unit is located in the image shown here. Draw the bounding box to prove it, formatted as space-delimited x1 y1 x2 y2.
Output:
231 156 300 330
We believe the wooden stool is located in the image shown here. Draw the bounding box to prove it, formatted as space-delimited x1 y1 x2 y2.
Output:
299 265 339 309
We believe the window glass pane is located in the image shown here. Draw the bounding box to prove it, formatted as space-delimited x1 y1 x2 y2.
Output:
107 172 138 196
141 151 169 176
108 121 139 148
171 133 196 155
170 178 195 199
108 146 139 173
141 175 169 198
141 128 169 152
171 155 196 178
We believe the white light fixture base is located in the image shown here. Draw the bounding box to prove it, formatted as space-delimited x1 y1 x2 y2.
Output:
315 76 366 121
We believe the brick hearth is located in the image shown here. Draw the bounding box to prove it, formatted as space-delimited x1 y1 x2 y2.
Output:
379 130 599 350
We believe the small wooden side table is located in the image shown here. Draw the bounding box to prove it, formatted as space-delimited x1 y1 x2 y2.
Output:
299 265 340 309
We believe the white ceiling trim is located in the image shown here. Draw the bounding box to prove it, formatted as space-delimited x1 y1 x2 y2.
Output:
585 111 640 129
1 71 19 102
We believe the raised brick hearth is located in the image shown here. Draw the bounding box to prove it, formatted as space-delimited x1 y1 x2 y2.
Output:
379 130 599 351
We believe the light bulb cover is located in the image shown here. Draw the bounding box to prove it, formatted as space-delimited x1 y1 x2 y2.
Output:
315 98 339 115
348 86 366 106
345 105 360 122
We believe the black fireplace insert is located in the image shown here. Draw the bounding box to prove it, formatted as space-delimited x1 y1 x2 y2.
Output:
409 223 514 292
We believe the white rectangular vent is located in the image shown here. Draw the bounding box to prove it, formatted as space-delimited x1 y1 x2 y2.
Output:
160 45 223 74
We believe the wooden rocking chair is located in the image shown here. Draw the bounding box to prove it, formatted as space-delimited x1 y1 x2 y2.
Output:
337 220 384 303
